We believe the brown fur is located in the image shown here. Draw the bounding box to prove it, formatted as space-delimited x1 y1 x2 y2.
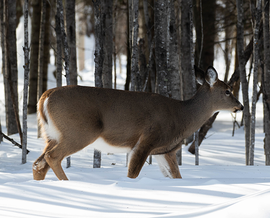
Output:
33 66 243 180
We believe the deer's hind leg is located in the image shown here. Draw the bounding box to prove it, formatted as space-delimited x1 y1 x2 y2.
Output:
154 151 182 179
33 139 57 180
44 137 93 180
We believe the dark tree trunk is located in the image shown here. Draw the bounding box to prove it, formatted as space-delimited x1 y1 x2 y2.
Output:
237 0 251 165
102 0 113 89
42 1 50 93
125 0 132 91
169 0 181 100
65 0 77 85
262 0 270 165
55 4 62 88
249 1 261 165
130 0 139 91
22 0 30 164
154 0 168 97
194 0 216 69
5 0 19 135
37 0 46 102
93 0 105 168
28 0 41 114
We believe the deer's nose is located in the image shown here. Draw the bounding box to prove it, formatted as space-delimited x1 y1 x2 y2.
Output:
240 105 244 110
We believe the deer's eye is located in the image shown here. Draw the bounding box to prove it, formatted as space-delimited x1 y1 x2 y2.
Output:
225 90 230 96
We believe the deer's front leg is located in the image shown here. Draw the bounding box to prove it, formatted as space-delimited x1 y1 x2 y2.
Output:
127 143 152 179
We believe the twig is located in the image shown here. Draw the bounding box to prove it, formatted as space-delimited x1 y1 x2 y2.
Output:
1 131 30 154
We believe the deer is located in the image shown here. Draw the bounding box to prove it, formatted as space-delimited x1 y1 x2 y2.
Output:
33 66 243 180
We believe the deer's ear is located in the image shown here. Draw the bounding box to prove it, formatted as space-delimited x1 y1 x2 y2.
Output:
205 66 218 87
194 65 205 85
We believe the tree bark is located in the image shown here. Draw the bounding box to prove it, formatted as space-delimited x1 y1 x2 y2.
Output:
169 0 181 100
37 0 46 102
55 5 62 88
154 0 168 97
250 0 261 165
22 0 30 164
93 0 105 168
28 0 41 114
5 0 19 136
262 0 270 165
130 0 139 91
237 0 251 165
102 0 113 89
57 0 70 86
65 0 77 85
0 0 5 143
194 0 216 69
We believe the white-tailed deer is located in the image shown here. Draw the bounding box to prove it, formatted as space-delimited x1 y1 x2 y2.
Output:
33 66 243 180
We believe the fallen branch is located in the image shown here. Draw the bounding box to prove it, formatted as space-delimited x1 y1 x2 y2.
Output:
0 131 30 154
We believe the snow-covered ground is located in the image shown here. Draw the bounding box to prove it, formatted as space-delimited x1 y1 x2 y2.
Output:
0 110 269 218
1 17 270 218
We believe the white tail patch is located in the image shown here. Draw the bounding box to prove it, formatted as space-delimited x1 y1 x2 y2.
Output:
39 97 61 142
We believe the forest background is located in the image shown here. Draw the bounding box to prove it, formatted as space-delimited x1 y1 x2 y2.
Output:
0 0 270 168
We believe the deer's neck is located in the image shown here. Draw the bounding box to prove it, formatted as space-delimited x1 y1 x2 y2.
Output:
177 85 214 138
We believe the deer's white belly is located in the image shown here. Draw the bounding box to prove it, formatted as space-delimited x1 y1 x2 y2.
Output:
90 137 132 153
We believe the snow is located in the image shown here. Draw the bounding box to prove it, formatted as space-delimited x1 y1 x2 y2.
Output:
0 17 270 218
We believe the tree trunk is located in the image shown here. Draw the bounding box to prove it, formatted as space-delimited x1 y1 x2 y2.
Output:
237 0 251 165
262 0 270 165
143 0 155 92
169 0 181 100
55 4 62 88
0 0 5 143
5 0 19 136
130 0 139 91
57 0 71 167
58 0 70 86
37 0 46 139
181 0 196 158
93 0 105 168
125 0 132 91
42 2 50 94
154 0 168 97
65 0 77 85
102 0 113 89
250 1 261 165
77 1 85 72
28 0 41 114
37 0 46 102
22 0 30 164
